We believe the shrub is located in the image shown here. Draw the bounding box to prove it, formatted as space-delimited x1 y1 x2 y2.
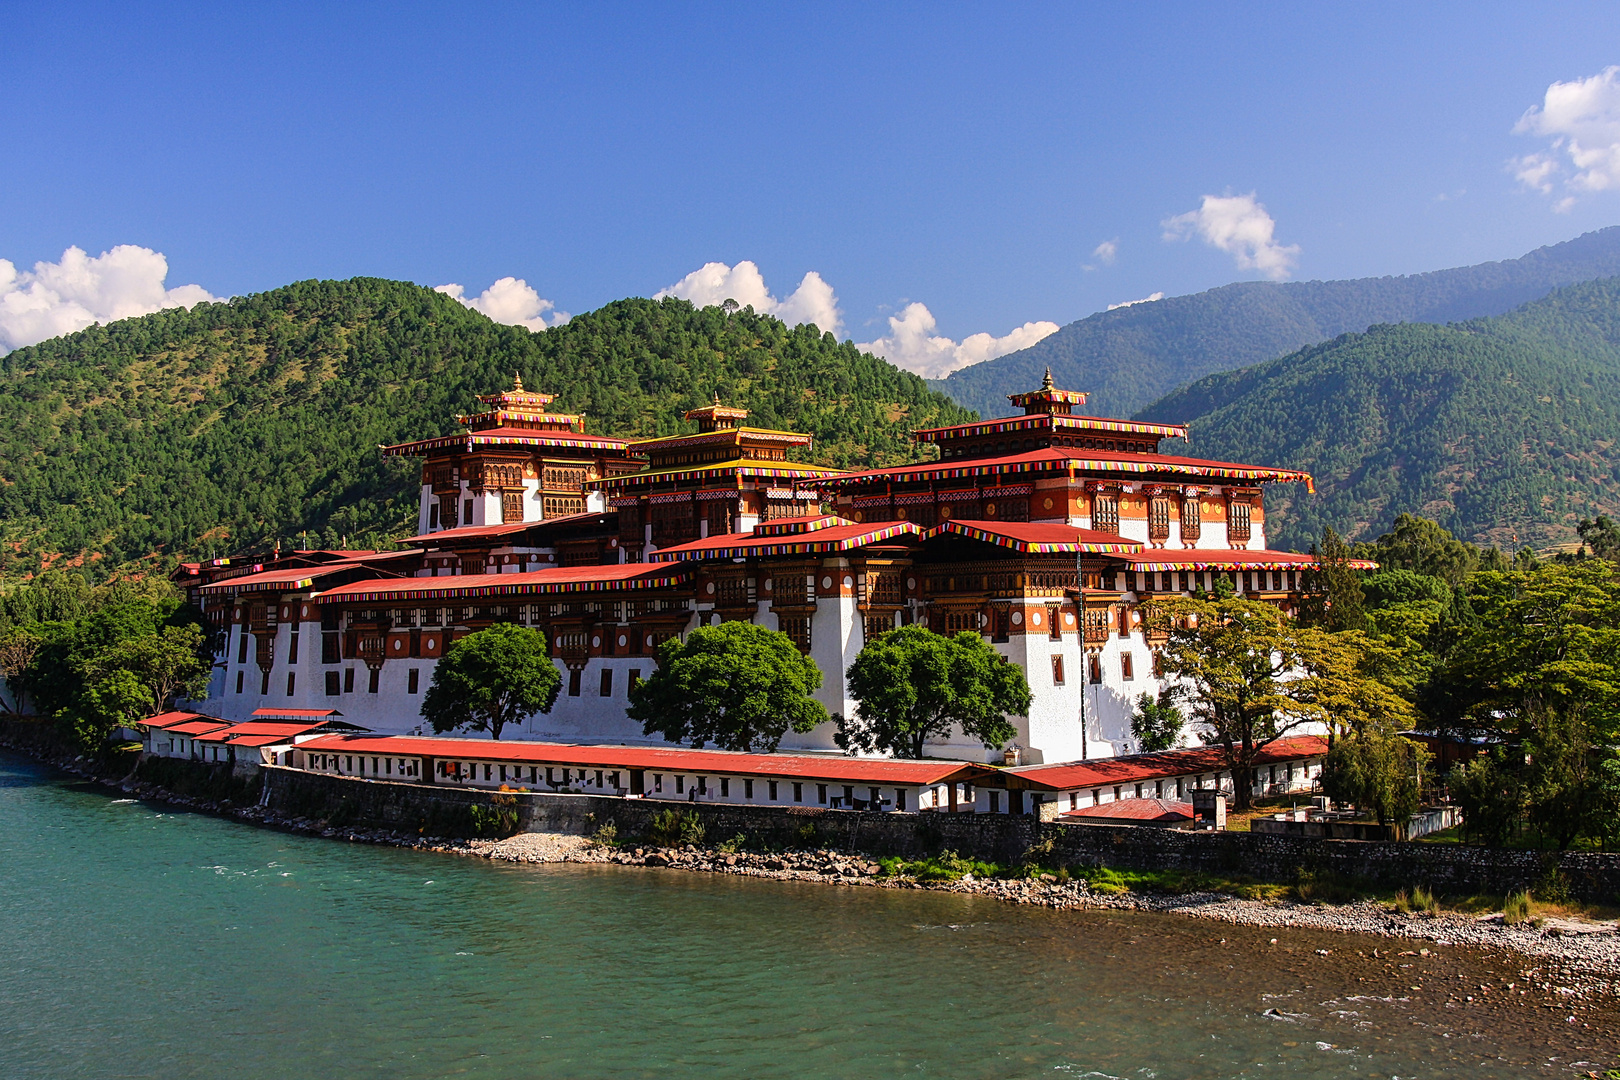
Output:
1411 884 1438 913
1503 890 1532 924
716 833 746 854
469 792 519 838
591 822 619 847
647 808 705 847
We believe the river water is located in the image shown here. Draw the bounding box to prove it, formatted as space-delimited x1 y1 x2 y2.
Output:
2 751 1614 1079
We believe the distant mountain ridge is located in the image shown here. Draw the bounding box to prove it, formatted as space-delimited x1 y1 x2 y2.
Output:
934 226 1620 420
1135 277 1620 552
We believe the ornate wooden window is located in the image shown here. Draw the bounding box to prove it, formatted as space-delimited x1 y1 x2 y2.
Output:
938 609 979 634
1047 603 1062 641
1091 492 1119 532
1179 496 1201 541
485 463 523 488
778 616 811 652
706 499 735 537
1228 499 1252 543
543 495 586 518
501 491 524 523
1050 655 1065 685
863 614 893 642
866 570 903 606
439 495 458 528
651 500 697 545
460 555 487 575
715 576 751 608
1082 608 1110 644
1148 495 1172 541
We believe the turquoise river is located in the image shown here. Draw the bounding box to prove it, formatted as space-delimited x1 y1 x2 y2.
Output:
2 751 1614 1079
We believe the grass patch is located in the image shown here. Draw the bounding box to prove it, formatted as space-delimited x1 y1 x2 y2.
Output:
1503 889 1532 924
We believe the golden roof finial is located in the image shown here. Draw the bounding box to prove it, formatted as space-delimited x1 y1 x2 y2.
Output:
1042 367 1054 390
514 372 524 392
713 390 721 406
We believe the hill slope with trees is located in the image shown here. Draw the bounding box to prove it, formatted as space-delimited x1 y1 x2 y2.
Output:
0 279 971 579
935 226 1620 419
1136 277 1620 551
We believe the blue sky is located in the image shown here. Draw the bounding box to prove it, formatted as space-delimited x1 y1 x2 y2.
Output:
4 2 1620 373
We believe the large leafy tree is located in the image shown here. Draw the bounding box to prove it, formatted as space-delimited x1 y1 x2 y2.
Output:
1321 724 1428 826
422 623 560 741
839 626 1031 759
1434 560 1620 847
1147 596 1396 809
628 621 826 752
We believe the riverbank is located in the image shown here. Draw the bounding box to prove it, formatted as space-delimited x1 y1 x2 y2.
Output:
15 738 1620 1004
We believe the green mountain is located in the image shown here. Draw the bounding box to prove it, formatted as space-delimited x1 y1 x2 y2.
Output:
1135 277 1620 552
935 226 1620 420
0 279 970 579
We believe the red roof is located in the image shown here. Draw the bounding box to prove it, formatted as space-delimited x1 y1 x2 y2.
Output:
382 428 632 456
820 446 1312 487
912 412 1188 441
1062 797 1193 823
166 719 234 737
1126 550 1377 572
314 562 689 602
295 734 994 786
196 552 415 595
197 722 324 744
926 520 1140 554
141 710 225 730
650 520 922 561
401 512 611 546
999 735 1329 791
251 708 345 719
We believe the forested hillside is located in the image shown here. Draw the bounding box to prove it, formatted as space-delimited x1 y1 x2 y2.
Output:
936 226 1620 419
0 279 971 579
1136 277 1620 551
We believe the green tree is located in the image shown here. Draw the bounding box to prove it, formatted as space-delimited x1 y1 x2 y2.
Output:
627 621 826 752
1321 724 1428 826
839 626 1031 759
0 626 42 716
1127 692 1183 753
1300 525 1366 632
1147 596 1379 809
1576 515 1620 562
1448 750 1524 846
422 623 560 741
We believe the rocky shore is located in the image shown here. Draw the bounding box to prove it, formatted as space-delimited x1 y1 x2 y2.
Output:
25 744 1620 1000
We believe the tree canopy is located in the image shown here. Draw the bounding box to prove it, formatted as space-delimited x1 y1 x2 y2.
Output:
627 621 826 752
839 626 1031 759
421 623 560 741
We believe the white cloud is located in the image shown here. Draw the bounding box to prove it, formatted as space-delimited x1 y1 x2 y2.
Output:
1107 292 1164 311
1162 192 1300 280
435 277 568 330
0 245 217 353
1090 239 1118 267
653 260 842 336
1513 66 1620 209
857 302 1059 380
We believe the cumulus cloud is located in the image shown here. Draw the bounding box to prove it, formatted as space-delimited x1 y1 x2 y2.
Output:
857 303 1059 380
653 260 842 336
1513 66 1620 210
1107 292 1164 311
435 277 568 330
0 245 217 353
1162 193 1300 280
1087 239 1118 269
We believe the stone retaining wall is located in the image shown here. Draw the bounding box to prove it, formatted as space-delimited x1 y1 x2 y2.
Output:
260 766 1620 902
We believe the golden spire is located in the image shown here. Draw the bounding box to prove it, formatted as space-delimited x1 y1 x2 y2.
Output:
514 372 524 392
1042 367 1054 390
